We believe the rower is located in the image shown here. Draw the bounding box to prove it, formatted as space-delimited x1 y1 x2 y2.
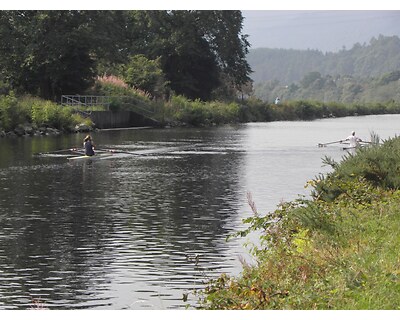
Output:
341 131 362 148
83 135 95 156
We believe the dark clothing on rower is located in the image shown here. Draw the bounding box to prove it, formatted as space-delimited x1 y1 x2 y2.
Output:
84 140 95 156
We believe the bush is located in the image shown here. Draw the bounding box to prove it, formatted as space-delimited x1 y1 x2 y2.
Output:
71 113 93 127
31 98 72 129
239 97 272 122
198 138 400 310
0 94 93 133
166 95 239 126
0 93 31 131
313 137 400 201
123 55 167 99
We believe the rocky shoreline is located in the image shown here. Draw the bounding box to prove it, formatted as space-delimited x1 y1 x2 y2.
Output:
0 123 94 138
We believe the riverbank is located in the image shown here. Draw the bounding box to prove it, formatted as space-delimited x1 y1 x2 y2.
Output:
0 94 95 138
163 96 400 126
197 136 400 309
2 93 400 139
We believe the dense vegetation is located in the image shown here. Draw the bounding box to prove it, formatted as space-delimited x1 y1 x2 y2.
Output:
75 72 400 126
0 10 252 102
3 82 400 134
0 10 255 134
254 70 400 104
197 136 400 309
248 35 400 83
83 76 400 126
0 93 92 135
1 11 400 134
249 35 400 103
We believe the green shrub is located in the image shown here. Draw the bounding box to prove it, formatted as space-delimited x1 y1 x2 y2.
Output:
199 171 400 309
313 137 400 201
197 136 400 310
108 98 121 112
0 93 31 131
0 93 17 131
31 99 63 128
166 95 239 126
71 113 93 127
238 97 272 122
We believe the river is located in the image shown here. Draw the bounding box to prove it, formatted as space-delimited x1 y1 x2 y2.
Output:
0 114 399 310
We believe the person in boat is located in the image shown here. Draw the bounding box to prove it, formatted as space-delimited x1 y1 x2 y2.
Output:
341 131 362 148
83 135 95 156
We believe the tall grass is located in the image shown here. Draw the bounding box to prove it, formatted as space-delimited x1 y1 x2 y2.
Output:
83 80 400 126
93 75 152 100
86 75 164 116
0 93 92 132
313 136 400 201
240 99 400 123
165 95 239 126
197 137 400 310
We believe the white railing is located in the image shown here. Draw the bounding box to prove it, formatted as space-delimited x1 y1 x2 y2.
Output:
61 95 111 109
60 95 157 119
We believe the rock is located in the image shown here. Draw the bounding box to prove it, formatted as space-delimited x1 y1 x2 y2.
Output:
6 131 17 137
14 125 26 136
75 123 92 132
46 127 61 135
38 127 48 135
23 124 35 136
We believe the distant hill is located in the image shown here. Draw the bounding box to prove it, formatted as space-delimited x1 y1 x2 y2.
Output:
247 35 400 84
247 35 400 103
242 11 400 53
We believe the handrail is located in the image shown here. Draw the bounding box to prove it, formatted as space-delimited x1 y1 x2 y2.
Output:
60 95 157 119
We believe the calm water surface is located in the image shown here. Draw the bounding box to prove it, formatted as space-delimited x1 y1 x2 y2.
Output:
0 115 399 310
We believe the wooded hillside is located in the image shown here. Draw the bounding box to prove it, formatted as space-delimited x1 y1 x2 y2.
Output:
248 35 400 103
247 35 400 84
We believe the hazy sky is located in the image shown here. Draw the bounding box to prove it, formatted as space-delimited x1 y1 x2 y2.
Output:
1 3 399 54
242 10 400 52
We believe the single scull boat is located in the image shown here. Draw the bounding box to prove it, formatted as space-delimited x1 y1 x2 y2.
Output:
67 153 115 161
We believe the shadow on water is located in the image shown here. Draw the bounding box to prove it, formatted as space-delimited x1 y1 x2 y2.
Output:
1 115 399 309
0 127 247 309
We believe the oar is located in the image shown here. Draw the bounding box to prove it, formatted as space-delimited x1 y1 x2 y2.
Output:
95 148 140 155
318 140 343 147
35 147 80 156
96 145 191 156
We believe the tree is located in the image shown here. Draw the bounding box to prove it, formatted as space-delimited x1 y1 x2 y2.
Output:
123 54 167 99
0 10 252 102
194 11 252 92
300 72 322 88
126 10 252 101
0 11 134 100
0 11 100 100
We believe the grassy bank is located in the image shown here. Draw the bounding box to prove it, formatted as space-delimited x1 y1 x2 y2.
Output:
82 77 400 126
197 137 400 309
2 85 400 136
240 98 400 122
0 93 93 136
2 73 400 132
164 97 400 126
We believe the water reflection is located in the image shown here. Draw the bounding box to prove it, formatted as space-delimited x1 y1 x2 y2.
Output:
0 127 247 309
0 115 399 309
